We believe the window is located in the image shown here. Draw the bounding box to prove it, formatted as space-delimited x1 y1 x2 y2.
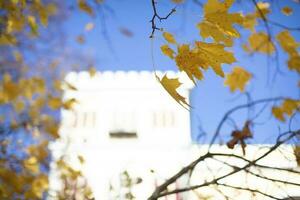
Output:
152 110 175 128
71 111 96 128
109 109 137 139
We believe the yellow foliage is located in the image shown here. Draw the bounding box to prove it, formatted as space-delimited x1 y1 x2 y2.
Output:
248 32 274 54
277 30 299 56
63 98 78 110
272 99 300 121
78 0 94 16
27 15 38 35
89 66 97 77
242 14 257 32
281 6 293 16
48 97 62 110
157 74 189 108
288 55 300 73
277 31 300 73
31 174 48 198
197 0 243 46
27 141 49 161
172 0 184 3
161 44 175 59
0 73 19 103
195 41 236 77
23 156 40 174
224 67 252 92
163 32 176 44
78 155 85 164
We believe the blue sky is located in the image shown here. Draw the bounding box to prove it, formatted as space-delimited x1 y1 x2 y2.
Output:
63 0 300 144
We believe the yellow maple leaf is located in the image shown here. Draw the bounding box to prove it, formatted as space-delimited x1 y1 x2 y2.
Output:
31 174 48 198
63 98 78 110
272 99 299 122
272 106 285 122
161 44 175 59
78 0 94 16
288 55 300 73
2 73 19 102
48 97 62 110
78 155 85 164
157 74 189 108
224 67 252 92
44 120 59 138
277 30 299 56
197 0 244 46
89 66 97 77
248 32 274 54
163 32 176 44
172 0 184 3
277 30 300 73
281 6 293 16
282 99 300 116
23 156 40 174
27 15 38 36
242 14 257 32
175 44 204 83
195 41 236 77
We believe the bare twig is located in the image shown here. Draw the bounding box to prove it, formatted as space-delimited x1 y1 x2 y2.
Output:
149 0 177 38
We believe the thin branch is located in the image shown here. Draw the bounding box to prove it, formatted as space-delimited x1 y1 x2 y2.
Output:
218 183 282 200
149 130 299 199
150 0 177 38
209 97 284 147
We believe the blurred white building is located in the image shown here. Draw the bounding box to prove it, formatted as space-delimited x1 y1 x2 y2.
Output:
49 71 300 200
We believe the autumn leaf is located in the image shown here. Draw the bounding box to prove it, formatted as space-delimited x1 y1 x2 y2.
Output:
288 55 300 73
197 0 244 46
248 32 274 54
163 32 176 44
78 155 85 164
89 66 97 77
27 15 38 36
242 14 257 32
161 44 175 59
294 146 300 167
227 121 252 155
63 98 78 110
174 44 204 83
276 30 299 56
281 6 293 16
157 74 189 108
78 0 94 16
23 156 40 174
272 99 300 121
172 0 184 3
48 97 62 110
277 31 300 73
272 106 285 122
31 174 48 198
195 41 236 77
224 67 252 92
76 35 85 44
